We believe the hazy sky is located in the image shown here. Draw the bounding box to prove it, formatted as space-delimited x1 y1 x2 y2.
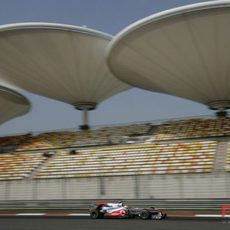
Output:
0 0 215 136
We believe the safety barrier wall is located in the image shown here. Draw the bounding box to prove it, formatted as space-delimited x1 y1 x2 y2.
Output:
0 173 230 201
0 198 230 210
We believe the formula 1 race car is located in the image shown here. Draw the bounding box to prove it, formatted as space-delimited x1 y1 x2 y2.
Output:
90 201 167 220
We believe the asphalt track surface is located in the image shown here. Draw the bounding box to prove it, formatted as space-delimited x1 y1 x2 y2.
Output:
1 217 230 230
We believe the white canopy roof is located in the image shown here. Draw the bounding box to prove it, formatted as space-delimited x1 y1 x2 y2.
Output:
0 23 130 111
107 0 230 111
0 86 30 125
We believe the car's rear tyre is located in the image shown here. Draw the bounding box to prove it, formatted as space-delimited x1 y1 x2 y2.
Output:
90 209 101 219
140 210 150 220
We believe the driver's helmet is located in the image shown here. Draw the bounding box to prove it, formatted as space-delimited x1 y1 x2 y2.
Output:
118 201 123 206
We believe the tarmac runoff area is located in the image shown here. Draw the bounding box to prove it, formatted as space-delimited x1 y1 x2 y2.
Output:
0 214 230 230
0 215 230 230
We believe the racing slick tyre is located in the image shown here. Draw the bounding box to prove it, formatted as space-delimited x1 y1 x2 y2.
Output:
90 209 103 219
140 210 150 220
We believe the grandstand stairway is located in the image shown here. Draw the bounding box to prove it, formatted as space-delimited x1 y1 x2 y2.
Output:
146 125 157 135
213 140 229 173
30 153 56 179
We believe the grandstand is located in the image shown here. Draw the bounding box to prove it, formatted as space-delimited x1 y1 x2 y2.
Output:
0 117 228 152
225 142 230 172
15 123 151 151
35 140 216 179
0 152 46 180
0 116 229 199
146 118 230 142
0 134 31 153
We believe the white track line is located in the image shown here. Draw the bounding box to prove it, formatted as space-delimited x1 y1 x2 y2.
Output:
16 213 45 216
195 214 230 218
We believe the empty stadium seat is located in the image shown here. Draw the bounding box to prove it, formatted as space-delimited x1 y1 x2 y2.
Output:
0 153 46 180
146 118 230 142
225 142 230 172
35 141 217 179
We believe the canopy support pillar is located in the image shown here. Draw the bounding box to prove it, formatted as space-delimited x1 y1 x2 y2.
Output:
74 102 97 130
207 100 230 118
80 109 89 130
